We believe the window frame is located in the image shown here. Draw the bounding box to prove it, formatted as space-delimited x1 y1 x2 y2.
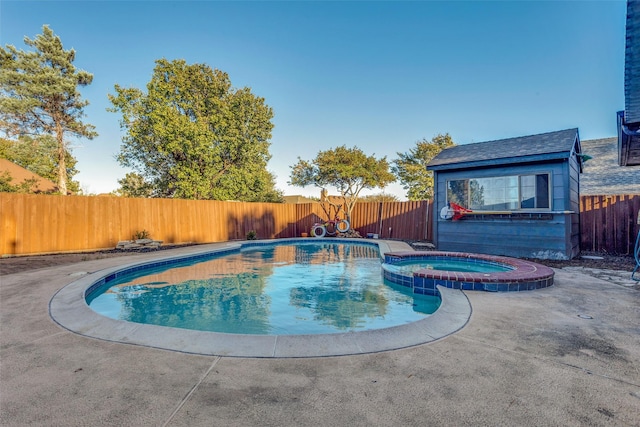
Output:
445 172 552 212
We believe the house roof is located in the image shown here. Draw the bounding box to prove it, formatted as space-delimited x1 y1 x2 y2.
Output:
0 158 58 193
580 137 640 195
625 0 640 124
282 195 317 204
618 1 640 167
617 110 640 166
427 128 580 171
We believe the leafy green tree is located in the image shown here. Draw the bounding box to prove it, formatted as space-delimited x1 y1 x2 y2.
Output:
289 145 395 221
0 171 38 193
0 25 97 195
0 171 15 192
0 135 80 193
392 133 455 200
108 59 281 202
359 192 400 202
112 172 154 198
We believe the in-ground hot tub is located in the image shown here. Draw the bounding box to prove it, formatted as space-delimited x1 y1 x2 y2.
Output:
382 251 554 295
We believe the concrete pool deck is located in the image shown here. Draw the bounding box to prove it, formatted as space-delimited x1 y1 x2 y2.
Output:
1 240 639 426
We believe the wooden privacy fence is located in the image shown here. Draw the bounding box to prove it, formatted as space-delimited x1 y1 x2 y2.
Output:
0 194 431 256
0 194 296 255
295 200 431 241
1 193 638 256
580 194 640 255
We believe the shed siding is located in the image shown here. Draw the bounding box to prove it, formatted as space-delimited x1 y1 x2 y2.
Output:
568 155 582 258
435 220 570 259
433 161 575 259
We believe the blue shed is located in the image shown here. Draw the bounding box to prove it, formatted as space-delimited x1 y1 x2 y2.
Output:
427 128 583 260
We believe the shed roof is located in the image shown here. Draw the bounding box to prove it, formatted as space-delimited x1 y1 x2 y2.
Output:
427 128 580 171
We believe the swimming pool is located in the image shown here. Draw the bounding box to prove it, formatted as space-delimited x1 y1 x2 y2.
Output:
49 239 472 357
86 241 440 335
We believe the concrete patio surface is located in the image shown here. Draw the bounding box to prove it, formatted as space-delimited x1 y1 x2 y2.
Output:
1 241 639 426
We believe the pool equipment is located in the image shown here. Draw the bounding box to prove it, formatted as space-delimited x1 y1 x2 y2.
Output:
440 202 473 221
633 209 640 281
311 217 350 238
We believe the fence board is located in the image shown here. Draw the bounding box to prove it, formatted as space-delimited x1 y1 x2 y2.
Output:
1 193 638 256
580 194 640 255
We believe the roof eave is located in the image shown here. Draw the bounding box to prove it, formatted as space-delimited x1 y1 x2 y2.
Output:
617 111 640 166
427 152 572 171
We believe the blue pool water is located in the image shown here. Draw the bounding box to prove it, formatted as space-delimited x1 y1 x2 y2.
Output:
87 242 440 335
387 259 513 275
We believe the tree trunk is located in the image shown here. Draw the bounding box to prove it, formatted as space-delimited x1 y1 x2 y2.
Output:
56 123 67 195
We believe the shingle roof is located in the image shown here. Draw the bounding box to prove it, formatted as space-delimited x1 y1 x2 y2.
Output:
625 0 640 124
580 137 640 195
0 158 58 193
427 128 579 171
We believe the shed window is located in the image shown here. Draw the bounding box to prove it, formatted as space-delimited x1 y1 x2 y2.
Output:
447 173 550 211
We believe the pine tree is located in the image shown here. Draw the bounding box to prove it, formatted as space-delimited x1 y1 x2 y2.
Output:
0 25 97 195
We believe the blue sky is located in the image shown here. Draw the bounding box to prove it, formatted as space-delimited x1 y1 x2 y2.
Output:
0 1 628 198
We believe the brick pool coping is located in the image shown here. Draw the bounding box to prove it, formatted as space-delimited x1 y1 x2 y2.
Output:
383 251 555 293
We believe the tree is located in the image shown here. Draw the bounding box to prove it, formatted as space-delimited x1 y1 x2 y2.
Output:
392 133 455 200
0 170 38 193
289 145 395 221
0 135 80 193
112 172 154 198
0 25 97 195
108 59 281 202
359 192 400 203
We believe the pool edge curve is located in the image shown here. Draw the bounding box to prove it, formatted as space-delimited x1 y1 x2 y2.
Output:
49 239 471 358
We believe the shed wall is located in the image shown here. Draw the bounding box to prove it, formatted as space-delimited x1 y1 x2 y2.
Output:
432 161 576 259
568 155 582 258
